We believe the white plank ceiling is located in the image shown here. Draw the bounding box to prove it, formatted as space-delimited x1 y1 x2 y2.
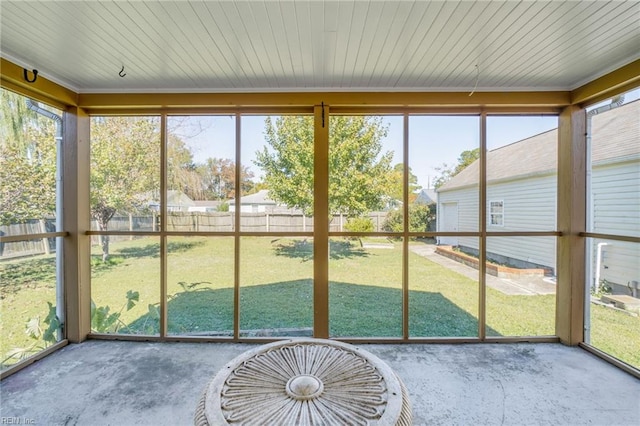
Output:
1 0 639 93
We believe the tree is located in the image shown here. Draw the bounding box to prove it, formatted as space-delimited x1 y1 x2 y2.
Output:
90 117 160 260
254 116 393 216
167 134 205 201
198 157 254 200
433 148 479 189
382 204 436 234
388 163 421 206
0 89 57 225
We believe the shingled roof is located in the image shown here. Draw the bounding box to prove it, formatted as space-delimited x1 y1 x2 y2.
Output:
439 99 639 192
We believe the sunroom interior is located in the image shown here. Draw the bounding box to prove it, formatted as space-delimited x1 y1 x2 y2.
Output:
1 1 639 424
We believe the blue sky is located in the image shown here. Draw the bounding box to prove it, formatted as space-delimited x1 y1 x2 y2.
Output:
172 87 640 191
173 113 558 190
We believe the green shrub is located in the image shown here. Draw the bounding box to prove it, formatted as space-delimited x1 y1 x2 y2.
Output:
382 204 436 233
344 216 375 233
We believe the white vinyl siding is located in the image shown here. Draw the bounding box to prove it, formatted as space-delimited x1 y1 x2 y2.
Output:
589 159 640 288
487 175 557 232
590 160 640 238
438 175 557 270
594 240 640 289
437 187 478 233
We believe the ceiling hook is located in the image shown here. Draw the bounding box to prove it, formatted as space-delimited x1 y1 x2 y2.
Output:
119 65 126 77
23 68 38 83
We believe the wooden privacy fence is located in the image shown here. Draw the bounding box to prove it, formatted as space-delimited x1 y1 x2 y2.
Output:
166 211 388 232
2 212 389 259
0 218 56 259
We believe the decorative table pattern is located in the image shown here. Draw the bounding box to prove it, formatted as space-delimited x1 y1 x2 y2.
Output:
195 339 411 425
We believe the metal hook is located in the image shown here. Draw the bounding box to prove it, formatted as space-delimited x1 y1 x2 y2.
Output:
23 69 38 83
119 66 126 77
469 64 479 97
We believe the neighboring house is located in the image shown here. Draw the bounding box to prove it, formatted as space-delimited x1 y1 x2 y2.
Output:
188 200 223 212
229 189 277 213
414 188 437 232
437 100 639 294
149 190 195 212
415 188 437 205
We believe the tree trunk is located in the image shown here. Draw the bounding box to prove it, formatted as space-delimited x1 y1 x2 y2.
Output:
99 219 110 262
94 206 116 262
101 234 110 262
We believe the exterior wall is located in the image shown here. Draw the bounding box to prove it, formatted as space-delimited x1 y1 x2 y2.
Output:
437 186 477 246
229 204 268 213
592 240 640 294
591 160 640 237
591 159 640 289
438 174 557 272
438 156 639 283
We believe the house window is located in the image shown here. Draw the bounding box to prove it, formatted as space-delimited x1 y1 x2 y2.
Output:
490 201 504 226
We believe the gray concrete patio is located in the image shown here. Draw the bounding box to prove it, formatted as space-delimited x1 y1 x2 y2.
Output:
1 340 638 425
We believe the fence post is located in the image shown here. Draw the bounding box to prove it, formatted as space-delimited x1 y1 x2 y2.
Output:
129 213 134 240
303 214 306 232
40 219 51 255
266 213 270 232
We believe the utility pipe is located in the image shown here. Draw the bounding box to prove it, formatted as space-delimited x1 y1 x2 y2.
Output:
26 99 64 340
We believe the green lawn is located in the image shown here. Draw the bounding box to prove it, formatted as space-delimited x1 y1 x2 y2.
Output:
2 236 638 370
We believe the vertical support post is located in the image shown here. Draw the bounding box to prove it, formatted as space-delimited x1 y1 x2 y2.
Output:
160 115 168 339
478 112 487 340
314 104 329 338
63 106 91 343
402 114 409 340
556 105 586 345
234 112 241 339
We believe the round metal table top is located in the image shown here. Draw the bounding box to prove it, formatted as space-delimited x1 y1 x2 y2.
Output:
195 338 411 426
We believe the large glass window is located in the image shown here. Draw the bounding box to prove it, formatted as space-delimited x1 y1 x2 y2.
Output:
486 115 558 232
239 237 313 337
166 115 237 231
485 115 558 337
0 88 64 369
409 238 480 338
167 236 234 336
164 116 237 336
328 115 403 337
485 236 557 337
586 88 640 369
408 115 480 337
82 109 563 342
89 116 160 335
241 115 313 232
238 115 315 336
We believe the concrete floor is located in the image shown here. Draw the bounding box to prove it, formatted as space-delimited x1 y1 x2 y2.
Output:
1 341 638 425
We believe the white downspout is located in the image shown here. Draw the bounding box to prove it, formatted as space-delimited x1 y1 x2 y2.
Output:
26 99 64 341
584 94 624 342
594 242 609 293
